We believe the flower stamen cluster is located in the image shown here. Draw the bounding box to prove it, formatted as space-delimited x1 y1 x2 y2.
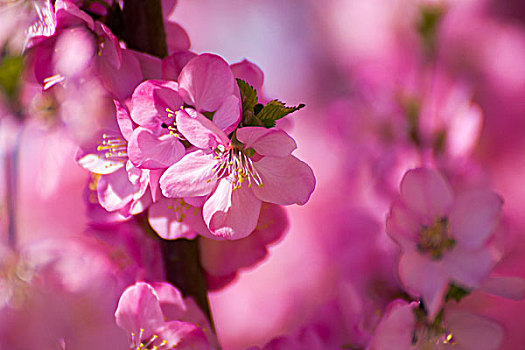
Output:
211 145 263 191
97 133 128 163
164 107 185 140
417 217 455 260
131 328 169 350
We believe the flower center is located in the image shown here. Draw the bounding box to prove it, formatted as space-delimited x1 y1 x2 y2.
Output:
412 327 456 349
212 146 263 191
417 218 455 259
131 329 169 350
97 133 127 163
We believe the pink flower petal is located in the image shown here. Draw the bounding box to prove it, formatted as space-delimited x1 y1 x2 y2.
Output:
213 95 241 134
446 102 483 158
114 99 135 141
444 248 499 288
95 22 122 69
162 51 197 81
176 108 229 149
231 59 265 91
55 0 94 30
126 160 149 199
368 300 416 350
446 311 504 350
178 53 235 112
98 49 143 101
127 192 152 216
386 200 421 252
200 203 288 277
128 127 185 169
400 168 454 222
165 20 191 54
152 321 210 350
25 0 56 43
149 282 187 321
97 168 136 211
398 252 448 320
132 50 163 80
449 190 503 250
254 203 289 245
259 326 327 350
203 178 261 239
184 196 207 208
149 169 164 203
181 298 220 348
160 150 218 198
76 150 124 175
252 155 315 206
148 197 209 240
115 282 165 337
205 272 237 291
480 276 525 300
130 80 183 129
53 27 95 78
236 127 297 157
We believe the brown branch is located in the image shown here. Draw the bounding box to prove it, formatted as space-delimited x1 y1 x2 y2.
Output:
160 237 214 325
121 0 167 57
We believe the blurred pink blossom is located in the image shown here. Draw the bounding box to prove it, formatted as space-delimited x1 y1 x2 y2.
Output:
387 168 502 319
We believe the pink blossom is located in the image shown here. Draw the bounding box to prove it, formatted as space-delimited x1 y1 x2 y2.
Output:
0 0 55 52
387 168 503 319
76 101 153 218
128 53 243 170
368 300 505 350
159 109 315 239
26 1 143 101
115 282 212 350
127 80 186 169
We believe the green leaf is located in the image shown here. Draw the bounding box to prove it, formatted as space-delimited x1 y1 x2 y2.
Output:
0 55 23 99
256 100 305 128
236 78 258 113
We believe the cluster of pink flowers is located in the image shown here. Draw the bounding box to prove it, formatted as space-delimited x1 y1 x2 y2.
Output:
2 0 525 349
